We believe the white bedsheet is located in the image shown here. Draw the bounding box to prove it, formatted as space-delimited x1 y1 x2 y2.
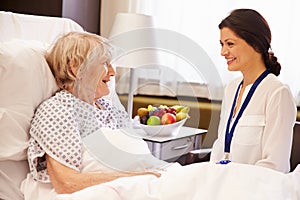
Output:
55 162 300 200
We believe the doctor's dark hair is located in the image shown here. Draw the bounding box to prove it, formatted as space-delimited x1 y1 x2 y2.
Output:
219 8 281 76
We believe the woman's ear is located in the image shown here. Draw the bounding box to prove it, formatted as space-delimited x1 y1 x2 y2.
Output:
69 59 78 76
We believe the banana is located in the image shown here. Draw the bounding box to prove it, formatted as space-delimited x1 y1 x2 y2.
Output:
176 112 190 121
171 105 184 113
180 106 190 113
147 105 157 111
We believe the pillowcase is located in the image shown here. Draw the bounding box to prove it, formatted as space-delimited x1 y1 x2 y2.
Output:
0 39 59 161
83 128 168 171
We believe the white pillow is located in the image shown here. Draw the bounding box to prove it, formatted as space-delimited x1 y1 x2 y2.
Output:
0 40 59 161
83 128 168 172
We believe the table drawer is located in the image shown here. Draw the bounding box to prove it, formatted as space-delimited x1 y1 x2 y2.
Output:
159 136 194 160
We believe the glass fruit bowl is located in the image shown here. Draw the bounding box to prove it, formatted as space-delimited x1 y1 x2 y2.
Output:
139 118 187 137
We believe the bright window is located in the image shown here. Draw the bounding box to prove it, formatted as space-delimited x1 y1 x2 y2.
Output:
129 0 300 105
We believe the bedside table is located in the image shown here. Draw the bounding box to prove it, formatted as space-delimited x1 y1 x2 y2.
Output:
142 126 207 162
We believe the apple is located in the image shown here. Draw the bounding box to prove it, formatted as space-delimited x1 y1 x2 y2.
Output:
161 113 176 125
147 116 161 125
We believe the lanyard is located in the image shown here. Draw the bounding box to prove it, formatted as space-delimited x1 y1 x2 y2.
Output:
224 69 270 154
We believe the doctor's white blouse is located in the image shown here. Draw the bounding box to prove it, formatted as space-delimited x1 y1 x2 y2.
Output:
210 73 296 173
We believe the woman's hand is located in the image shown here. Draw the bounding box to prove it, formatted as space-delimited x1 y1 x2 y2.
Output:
46 154 161 194
131 171 161 178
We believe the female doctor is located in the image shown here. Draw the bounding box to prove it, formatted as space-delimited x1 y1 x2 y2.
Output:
210 8 296 173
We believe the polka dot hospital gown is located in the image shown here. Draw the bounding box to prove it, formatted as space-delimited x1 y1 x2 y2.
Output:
21 90 129 199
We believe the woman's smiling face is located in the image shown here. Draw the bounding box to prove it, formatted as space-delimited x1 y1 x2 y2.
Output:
94 62 115 100
220 27 259 73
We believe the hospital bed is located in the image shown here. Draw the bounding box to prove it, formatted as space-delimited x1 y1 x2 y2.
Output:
1 11 300 200
0 11 84 200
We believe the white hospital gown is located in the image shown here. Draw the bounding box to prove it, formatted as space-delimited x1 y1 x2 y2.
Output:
21 90 129 199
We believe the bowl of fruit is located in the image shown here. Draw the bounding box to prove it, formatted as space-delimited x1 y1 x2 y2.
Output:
137 104 190 137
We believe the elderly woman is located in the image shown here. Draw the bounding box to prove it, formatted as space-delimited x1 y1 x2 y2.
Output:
21 32 160 200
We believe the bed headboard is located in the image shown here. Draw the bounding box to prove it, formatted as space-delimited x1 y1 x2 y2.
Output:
0 11 84 44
